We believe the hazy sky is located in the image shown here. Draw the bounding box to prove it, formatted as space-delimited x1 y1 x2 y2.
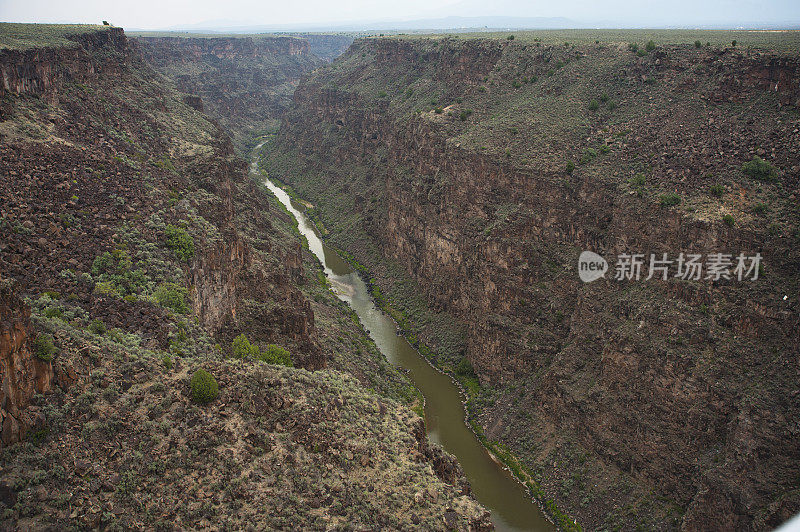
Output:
0 0 798 29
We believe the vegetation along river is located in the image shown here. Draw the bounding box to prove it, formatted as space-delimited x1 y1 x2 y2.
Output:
253 147 553 531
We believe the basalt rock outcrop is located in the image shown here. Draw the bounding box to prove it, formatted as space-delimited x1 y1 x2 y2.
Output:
264 35 800 530
0 277 53 449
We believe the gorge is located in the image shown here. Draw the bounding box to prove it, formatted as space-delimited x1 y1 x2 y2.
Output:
1 21 798 531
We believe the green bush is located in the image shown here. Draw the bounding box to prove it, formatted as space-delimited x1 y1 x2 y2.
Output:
709 184 725 197
165 224 195 263
88 319 107 335
44 306 64 319
260 344 292 366
695 40 702 48
507 35 515 40
599 92 609 103
90 249 148 297
752 202 768 215
566 160 575 175
162 354 173 369
154 282 189 314
646 40 656 51
731 40 737 47
377 90 387 98
742 156 778 182
588 99 599 111
232 333 260 359
722 214 735 226
33 334 56 361
190 369 218 404
580 148 598 164
455 358 476 378
660 193 681 207
628 173 646 194
628 43 639 52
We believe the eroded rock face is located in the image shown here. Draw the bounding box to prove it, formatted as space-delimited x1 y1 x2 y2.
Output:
0 27 126 99
0 277 53 449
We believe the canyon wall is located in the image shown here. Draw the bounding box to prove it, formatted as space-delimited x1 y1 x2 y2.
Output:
135 35 322 151
265 35 800 530
0 276 53 448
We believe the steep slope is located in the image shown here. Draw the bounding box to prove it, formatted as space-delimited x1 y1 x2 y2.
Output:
134 34 323 152
0 23 490 530
263 32 800 530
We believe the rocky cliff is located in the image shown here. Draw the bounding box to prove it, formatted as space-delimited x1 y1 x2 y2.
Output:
264 33 800 530
0 277 54 448
134 35 322 151
0 23 488 530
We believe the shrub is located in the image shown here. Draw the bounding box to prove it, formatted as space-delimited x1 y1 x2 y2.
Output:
695 40 702 48
33 334 56 361
434 107 443 114
260 344 293 366
722 214 735 226
507 35 515 40
588 99 599 111
629 173 646 187
154 283 189 314
92 251 116 276
232 333 260 359
377 90 387 98
459 109 473 121
44 306 64 319
731 40 737 47
165 224 195 263
190 369 218 404
599 92 609 103
709 184 725 197
753 202 768 214
88 319 107 335
162 354 173 369
660 193 681 207
512 80 521 88
565 160 575 175
94 281 118 296
580 148 597 164
599 144 611 154
628 43 639 52
646 40 656 51
742 156 778 182
455 358 476 378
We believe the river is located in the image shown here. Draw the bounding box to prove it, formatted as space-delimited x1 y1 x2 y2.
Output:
253 149 553 532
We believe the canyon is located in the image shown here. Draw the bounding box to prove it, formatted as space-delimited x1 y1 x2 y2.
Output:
263 34 800 530
1 21 799 531
0 24 490 530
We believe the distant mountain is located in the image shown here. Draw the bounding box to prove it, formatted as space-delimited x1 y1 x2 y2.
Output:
157 16 578 33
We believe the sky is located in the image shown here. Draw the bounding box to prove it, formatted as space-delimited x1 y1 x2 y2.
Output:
0 0 798 30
